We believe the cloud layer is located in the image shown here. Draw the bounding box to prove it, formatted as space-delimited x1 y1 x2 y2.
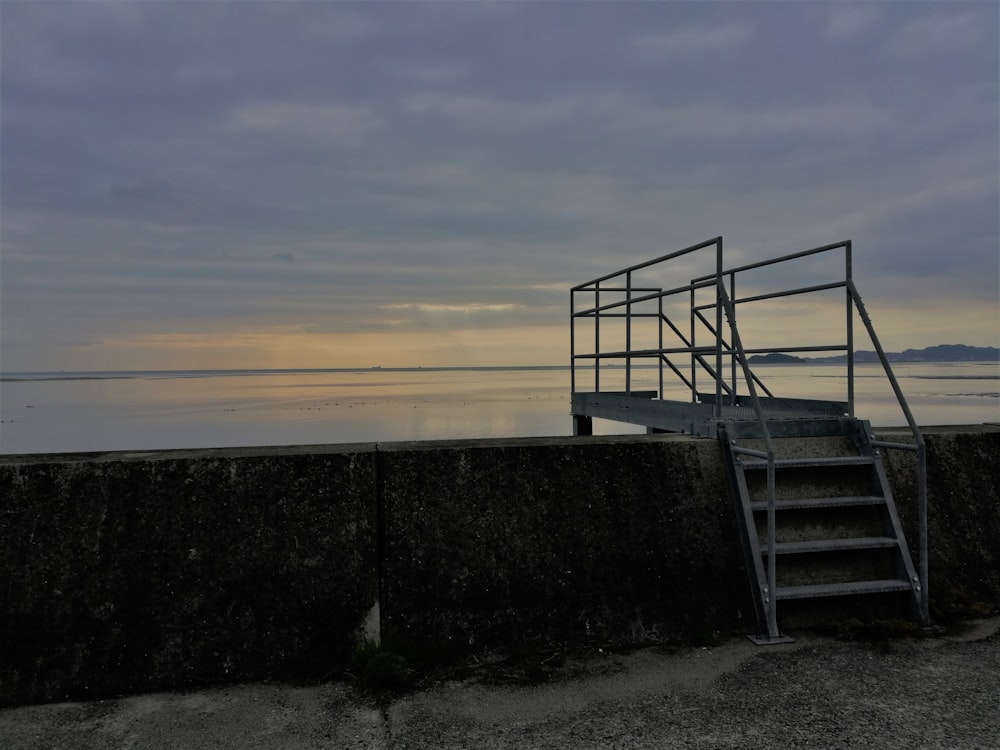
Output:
2 1 997 369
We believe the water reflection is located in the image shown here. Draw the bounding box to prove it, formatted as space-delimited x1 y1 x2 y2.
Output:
1 363 996 454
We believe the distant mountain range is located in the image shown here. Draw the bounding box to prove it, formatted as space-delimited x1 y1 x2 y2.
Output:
747 344 999 365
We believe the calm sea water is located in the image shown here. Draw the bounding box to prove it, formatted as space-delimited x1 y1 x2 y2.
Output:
1 363 997 455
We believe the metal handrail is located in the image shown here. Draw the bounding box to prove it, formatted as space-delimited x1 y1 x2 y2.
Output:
575 279 716 317
848 279 928 622
716 251 927 624
572 236 722 291
570 237 726 401
691 239 852 282
717 285 779 638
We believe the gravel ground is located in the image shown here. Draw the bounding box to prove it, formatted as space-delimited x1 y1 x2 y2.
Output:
2 618 998 749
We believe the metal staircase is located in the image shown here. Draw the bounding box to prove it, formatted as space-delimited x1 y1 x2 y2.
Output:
719 416 922 643
570 236 930 643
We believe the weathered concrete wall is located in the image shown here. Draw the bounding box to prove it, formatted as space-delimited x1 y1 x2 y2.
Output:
0 446 379 706
882 426 1000 615
1 427 998 706
378 435 752 658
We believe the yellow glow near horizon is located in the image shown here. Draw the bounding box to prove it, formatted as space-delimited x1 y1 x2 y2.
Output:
37 292 1000 373
69 324 570 371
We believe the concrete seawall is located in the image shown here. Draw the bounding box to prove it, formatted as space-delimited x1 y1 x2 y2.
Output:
2 426 998 706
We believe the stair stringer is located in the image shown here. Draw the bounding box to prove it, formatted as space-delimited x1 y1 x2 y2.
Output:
718 424 772 637
720 416 924 640
850 419 923 617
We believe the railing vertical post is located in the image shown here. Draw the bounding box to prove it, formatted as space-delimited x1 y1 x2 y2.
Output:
626 271 632 396
918 442 929 623
690 281 697 403
658 295 665 399
720 286 780 640
846 241 855 417
715 238 724 421
766 457 778 637
570 289 576 394
594 282 601 393
730 270 737 404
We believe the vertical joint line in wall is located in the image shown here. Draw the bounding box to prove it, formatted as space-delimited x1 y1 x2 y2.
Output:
374 442 384 645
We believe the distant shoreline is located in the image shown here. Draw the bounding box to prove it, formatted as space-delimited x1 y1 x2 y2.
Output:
0 365 572 382
747 343 999 366
3 359 999 383
4 347 998 382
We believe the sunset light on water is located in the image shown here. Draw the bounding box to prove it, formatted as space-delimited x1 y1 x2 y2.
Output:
2 363 996 455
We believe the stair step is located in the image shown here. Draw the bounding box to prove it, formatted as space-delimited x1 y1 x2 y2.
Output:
775 579 914 600
749 495 885 512
761 536 899 556
720 413 924 637
720 416 854 439
738 456 874 470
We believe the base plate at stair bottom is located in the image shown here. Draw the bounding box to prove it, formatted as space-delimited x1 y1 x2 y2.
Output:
747 633 796 645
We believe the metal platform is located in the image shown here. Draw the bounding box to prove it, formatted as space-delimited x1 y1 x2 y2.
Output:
571 390 849 438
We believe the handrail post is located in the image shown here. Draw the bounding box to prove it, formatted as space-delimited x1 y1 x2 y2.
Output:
570 289 576 394
658 295 665 399
766 455 778 637
846 241 855 417
918 442 929 623
729 270 737 404
719 284 779 639
690 282 697 403
715 238 724 421
626 271 632 396
594 282 601 393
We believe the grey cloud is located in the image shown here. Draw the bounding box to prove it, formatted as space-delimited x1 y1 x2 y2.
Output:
109 180 178 203
816 4 883 42
1 1 997 368
628 21 754 62
885 9 996 60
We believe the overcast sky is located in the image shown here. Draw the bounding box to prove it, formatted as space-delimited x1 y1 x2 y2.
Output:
1 1 997 371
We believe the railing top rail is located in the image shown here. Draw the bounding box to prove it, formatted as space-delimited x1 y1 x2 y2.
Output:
688 280 848 312
690 240 850 284
573 287 663 293
571 236 721 292
573 278 716 317
729 280 848 306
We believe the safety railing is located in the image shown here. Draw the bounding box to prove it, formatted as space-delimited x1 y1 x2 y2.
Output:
570 236 727 411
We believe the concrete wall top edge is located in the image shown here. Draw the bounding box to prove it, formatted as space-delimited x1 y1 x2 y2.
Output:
873 423 1000 435
0 441 380 465
1 425 994 464
374 432 698 452
0 433 699 464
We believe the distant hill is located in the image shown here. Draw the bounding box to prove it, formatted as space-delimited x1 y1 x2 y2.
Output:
807 344 998 364
746 352 806 364
747 344 999 364
893 344 999 362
